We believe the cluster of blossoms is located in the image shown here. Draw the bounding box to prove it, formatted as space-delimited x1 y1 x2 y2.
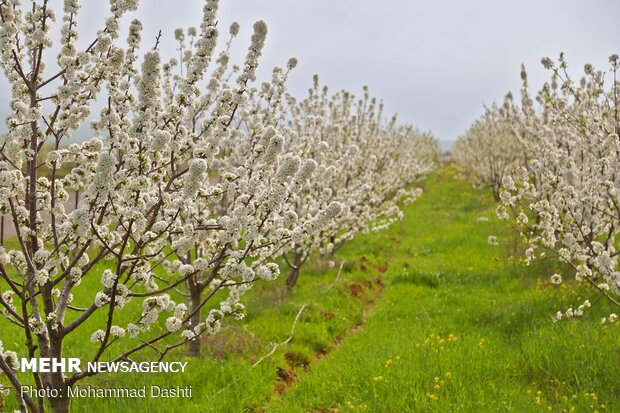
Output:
243 74 438 287
452 91 524 200
456 53 620 320
0 1 437 412
0 340 19 372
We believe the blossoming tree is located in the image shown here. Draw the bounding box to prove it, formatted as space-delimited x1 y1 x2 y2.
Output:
456 53 620 323
452 93 523 200
187 59 438 291
275 81 437 287
499 54 620 322
0 0 440 411
0 0 344 410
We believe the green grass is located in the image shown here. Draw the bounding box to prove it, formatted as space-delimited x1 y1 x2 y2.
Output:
1 213 386 412
1 166 619 412
267 167 620 413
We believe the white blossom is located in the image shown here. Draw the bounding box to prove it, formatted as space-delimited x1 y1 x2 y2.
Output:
90 330 106 343
166 316 182 332
550 274 562 285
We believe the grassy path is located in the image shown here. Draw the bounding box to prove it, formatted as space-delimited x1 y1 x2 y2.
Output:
267 167 619 412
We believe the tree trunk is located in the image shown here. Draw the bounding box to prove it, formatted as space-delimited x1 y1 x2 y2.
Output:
329 240 344 257
48 387 71 413
285 252 304 289
187 281 202 356
491 181 501 201
285 266 300 289
48 334 70 413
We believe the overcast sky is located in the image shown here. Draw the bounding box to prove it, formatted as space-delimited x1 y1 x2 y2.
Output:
1 0 620 142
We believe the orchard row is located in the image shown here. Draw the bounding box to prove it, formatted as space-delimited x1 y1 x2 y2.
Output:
0 1 438 411
454 53 620 321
